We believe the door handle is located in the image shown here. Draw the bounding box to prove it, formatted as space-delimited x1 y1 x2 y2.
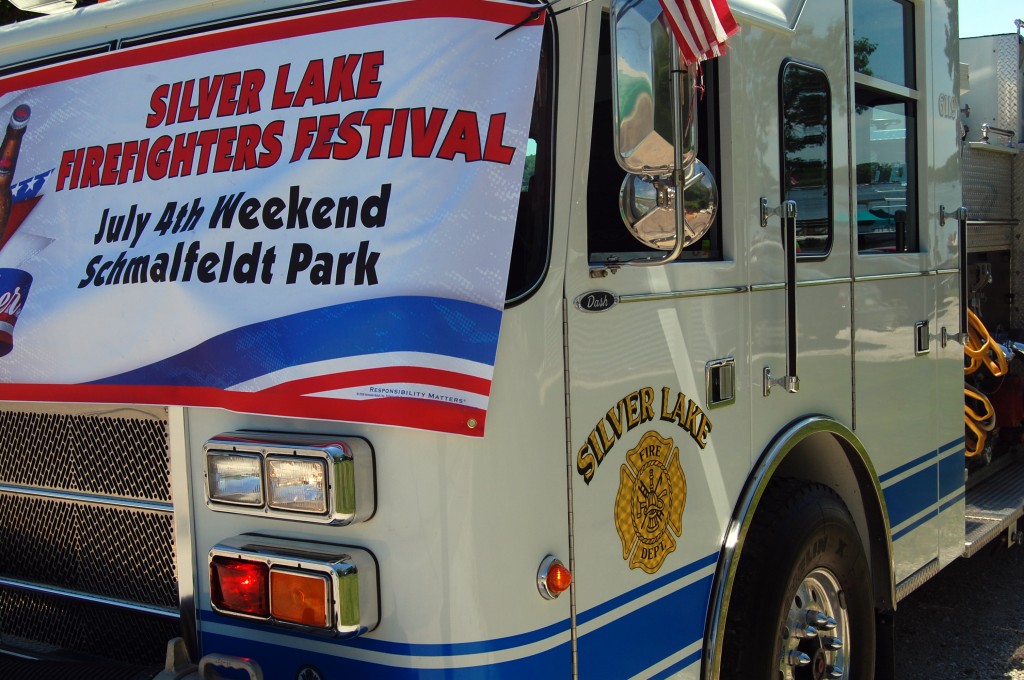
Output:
762 198 800 396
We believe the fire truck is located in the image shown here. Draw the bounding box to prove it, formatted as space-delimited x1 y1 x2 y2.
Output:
0 0 1019 678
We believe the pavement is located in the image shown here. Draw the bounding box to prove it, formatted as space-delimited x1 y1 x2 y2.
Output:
895 541 1024 678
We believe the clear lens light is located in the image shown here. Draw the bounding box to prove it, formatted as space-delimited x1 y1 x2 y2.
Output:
267 457 328 514
208 452 263 506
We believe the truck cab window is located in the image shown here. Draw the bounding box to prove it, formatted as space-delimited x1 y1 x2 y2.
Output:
780 61 833 257
506 24 554 304
853 0 919 253
587 12 721 264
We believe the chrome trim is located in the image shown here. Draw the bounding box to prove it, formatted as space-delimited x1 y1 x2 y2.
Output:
702 417 893 680
750 282 784 293
935 268 959 276
618 286 746 303
967 219 1021 226
0 482 173 512
894 558 939 602
914 320 930 356
168 406 197 660
210 534 379 638
0 575 179 619
853 271 930 282
204 432 376 526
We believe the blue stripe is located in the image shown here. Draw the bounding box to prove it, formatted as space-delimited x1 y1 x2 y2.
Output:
577 574 713 678
878 449 935 483
202 630 572 678
576 552 717 626
938 437 966 454
883 464 937 528
92 296 501 387
198 609 570 657
892 508 937 541
938 446 966 498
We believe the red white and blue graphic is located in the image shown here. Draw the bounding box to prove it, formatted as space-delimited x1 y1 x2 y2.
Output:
0 0 543 436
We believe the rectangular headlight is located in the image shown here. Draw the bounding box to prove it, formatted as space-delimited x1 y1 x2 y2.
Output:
207 452 263 506
267 456 328 514
204 432 375 525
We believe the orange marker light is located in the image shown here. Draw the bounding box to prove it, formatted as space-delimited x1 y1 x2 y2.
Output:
537 555 572 600
211 557 269 617
546 561 572 595
270 569 330 628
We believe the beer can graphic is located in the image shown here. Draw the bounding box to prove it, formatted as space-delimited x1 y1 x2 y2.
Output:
0 268 31 357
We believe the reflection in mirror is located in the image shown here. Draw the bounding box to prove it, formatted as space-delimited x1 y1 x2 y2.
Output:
781 62 832 256
611 0 692 175
620 160 718 251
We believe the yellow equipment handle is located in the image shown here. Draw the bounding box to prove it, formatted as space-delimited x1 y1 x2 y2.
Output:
964 309 1008 377
964 384 996 458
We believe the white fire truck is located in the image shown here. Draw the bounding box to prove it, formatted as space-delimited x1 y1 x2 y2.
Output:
0 0 1019 679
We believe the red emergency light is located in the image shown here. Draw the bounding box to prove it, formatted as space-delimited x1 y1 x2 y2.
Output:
211 556 269 618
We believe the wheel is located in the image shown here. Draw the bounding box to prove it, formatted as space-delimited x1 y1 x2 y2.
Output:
721 479 875 680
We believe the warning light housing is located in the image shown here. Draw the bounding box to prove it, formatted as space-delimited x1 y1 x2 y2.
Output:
210 534 379 637
537 555 572 600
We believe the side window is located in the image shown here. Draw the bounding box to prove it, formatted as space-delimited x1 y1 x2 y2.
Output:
853 0 918 254
780 61 832 257
506 24 554 304
587 12 721 264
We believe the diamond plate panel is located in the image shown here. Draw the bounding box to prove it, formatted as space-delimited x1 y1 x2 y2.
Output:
994 34 1020 133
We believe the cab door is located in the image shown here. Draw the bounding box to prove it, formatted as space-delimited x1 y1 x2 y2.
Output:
563 4 751 678
732 0 856 475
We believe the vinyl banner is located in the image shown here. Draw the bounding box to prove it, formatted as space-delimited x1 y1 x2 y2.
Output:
0 1 543 436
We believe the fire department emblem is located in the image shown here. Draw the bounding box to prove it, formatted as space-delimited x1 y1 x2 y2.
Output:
614 431 687 574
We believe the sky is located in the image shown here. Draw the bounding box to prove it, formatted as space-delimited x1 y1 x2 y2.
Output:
959 0 1021 38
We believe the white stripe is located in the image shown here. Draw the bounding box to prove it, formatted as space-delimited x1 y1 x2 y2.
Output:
226 352 492 392
202 619 571 669
308 382 490 410
631 639 702 679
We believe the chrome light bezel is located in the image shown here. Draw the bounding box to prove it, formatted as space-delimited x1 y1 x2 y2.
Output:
203 432 376 525
209 534 379 638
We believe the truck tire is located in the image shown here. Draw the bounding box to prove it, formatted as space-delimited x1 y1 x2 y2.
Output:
721 479 875 679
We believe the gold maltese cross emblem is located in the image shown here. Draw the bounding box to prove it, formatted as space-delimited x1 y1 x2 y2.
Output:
614 431 687 574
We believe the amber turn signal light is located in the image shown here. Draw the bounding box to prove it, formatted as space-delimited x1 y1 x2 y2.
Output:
270 569 330 628
537 555 571 600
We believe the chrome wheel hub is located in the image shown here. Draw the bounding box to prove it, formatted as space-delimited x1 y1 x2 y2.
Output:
778 568 850 680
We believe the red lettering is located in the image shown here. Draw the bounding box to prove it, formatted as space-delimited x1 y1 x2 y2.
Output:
437 110 482 162
483 113 515 164
356 51 384 99
293 59 326 108
409 108 447 157
362 109 393 158
146 84 169 128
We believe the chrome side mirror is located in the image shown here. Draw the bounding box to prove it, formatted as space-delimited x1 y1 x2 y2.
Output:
619 160 719 251
610 0 718 264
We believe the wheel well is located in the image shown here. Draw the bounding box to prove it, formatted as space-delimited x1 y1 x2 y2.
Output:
702 416 893 680
772 427 894 612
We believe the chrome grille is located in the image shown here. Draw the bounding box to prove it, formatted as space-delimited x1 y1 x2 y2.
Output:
0 404 178 664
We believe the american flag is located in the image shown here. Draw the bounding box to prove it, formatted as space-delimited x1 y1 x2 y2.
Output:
659 0 739 65
1 168 52 251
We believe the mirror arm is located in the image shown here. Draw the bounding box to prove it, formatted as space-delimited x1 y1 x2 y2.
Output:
628 51 689 267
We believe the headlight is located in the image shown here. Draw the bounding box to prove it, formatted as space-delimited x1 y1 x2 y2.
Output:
203 432 376 525
267 456 328 514
207 452 263 506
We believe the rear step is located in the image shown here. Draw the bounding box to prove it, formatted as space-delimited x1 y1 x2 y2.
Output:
964 455 1024 556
